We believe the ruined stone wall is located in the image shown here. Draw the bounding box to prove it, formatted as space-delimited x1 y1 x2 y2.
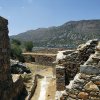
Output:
56 39 98 89
23 54 56 66
0 16 25 100
34 55 56 66
26 74 38 100
64 39 98 80
0 16 13 99
56 40 100 99
56 66 66 91
63 42 100 100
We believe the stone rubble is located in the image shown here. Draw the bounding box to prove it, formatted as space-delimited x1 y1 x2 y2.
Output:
64 39 98 80
56 39 98 92
57 41 100 100
10 60 31 74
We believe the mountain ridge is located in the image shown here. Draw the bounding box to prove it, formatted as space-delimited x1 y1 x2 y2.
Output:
11 19 100 48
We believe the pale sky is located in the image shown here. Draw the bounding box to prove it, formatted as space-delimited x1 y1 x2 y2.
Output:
0 0 100 36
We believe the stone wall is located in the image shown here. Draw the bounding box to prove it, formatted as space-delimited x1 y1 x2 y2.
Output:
56 65 66 91
23 53 56 66
64 39 98 80
64 42 100 100
26 74 38 100
0 16 25 100
0 16 13 100
56 39 98 91
35 55 56 66
56 39 100 99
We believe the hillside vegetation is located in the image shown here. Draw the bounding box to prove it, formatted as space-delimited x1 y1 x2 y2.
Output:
11 20 100 48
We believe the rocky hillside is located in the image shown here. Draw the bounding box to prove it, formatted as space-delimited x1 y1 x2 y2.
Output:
11 20 100 48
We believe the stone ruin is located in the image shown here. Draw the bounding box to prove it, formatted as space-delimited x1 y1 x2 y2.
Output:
0 16 13 99
0 16 25 100
0 16 46 100
56 40 100 100
65 42 100 100
23 53 56 66
1 16 100 100
56 39 98 91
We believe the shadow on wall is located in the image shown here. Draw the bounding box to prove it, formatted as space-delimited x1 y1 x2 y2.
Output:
16 85 28 100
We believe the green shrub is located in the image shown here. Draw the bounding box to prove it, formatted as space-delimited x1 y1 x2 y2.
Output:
11 39 21 46
24 41 33 52
10 40 25 62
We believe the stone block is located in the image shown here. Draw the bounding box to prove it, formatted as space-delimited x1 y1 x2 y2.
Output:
84 81 99 91
80 65 100 75
78 92 89 99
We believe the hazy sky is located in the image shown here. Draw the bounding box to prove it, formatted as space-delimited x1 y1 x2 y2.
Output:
0 0 100 35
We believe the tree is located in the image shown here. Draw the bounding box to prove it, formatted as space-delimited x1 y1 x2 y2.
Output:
24 41 33 52
10 39 25 62
11 39 21 46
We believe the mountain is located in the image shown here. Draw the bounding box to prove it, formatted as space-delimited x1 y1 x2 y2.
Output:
11 20 100 48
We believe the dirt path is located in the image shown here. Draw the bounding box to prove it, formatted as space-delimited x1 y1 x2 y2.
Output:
31 67 56 100
46 78 56 100
38 76 49 100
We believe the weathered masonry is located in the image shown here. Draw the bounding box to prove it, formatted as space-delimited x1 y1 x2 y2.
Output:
23 53 56 66
0 16 25 100
0 16 13 99
56 39 98 91
56 40 100 100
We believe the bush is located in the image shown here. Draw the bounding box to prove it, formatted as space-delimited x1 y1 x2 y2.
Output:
10 41 25 62
11 39 21 46
24 41 33 52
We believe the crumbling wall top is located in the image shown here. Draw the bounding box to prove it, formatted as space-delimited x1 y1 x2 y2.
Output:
0 16 8 28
